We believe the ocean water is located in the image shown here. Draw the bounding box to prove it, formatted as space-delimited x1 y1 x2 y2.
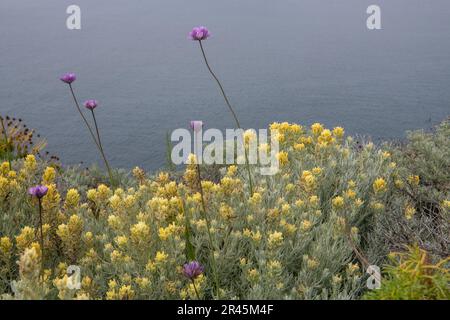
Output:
1 0 449 170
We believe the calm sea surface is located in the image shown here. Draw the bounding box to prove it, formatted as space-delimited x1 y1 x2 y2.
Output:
1 0 449 170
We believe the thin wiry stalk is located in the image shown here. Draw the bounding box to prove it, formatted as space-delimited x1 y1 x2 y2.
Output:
90 109 114 186
38 198 44 275
193 139 221 299
198 40 254 196
68 84 114 186
191 279 201 300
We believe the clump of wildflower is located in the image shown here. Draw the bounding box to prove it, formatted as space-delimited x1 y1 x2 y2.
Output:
408 175 420 186
333 126 345 138
405 205 416 220
311 123 324 135
155 251 169 264
268 231 284 249
42 166 56 185
64 188 80 209
332 196 345 210
373 178 387 194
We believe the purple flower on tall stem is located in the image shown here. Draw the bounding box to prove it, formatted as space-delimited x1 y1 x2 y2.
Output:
183 261 204 280
183 261 204 299
189 27 254 197
28 185 48 273
84 100 98 110
60 73 77 84
60 73 115 187
28 185 48 199
189 26 211 41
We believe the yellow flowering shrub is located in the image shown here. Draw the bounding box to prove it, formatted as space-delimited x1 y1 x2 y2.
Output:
0 120 448 300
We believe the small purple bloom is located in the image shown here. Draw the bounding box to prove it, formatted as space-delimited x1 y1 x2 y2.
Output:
189 26 210 41
60 73 76 84
183 261 204 280
28 185 49 199
190 120 203 133
84 100 98 110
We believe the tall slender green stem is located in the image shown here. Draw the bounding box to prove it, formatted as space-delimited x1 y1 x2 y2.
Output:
38 198 44 275
0 117 11 169
68 84 114 186
198 41 254 196
90 109 114 186
191 279 201 300
195 162 220 299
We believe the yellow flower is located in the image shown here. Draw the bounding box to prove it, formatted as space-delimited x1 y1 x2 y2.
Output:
268 231 283 248
311 123 324 135
42 166 56 185
442 200 450 210
405 205 416 220
309 195 319 206
219 203 235 220
373 178 387 194
312 167 322 175
371 201 385 211
15 226 35 252
345 189 356 199
294 143 305 151
251 230 262 243
64 189 80 209
347 263 360 274
247 269 259 282
155 251 168 264
332 196 345 209
24 155 37 172
115 236 128 248
130 222 150 244
318 129 333 144
301 170 316 192
332 126 345 138
118 285 135 300
300 220 312 232
382 151 391 159
276 151 289 166
408 175 420 186
295 199 305 208
249 192 262 206
226 165 237 177
348 180 356 188
0 236 12 256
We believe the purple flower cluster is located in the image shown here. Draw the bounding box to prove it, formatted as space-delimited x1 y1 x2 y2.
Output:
84 100 98 110
183 261 204 280
60 73 76 84
28 185 48 199
189 26 210 41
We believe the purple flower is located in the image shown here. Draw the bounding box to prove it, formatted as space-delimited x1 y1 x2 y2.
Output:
183 261 204 280
84 100 98 110
28 185 49 199
60 73 76 84
189 26 210 41
190 120 203 133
